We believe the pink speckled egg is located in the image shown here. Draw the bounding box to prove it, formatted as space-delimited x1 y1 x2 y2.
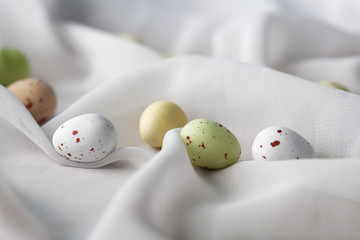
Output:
252 126 314 160
52 113 117 163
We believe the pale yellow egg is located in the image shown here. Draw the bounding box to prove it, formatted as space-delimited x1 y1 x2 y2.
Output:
139 100 187 148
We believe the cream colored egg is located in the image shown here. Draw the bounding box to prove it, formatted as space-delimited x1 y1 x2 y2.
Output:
119 33 142 43
139 100 187 148
7 78 56 124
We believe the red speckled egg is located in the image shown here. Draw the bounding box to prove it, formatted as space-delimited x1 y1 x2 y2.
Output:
252 126 314 160
52 113 117 163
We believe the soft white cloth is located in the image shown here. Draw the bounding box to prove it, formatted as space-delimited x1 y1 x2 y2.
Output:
1 0 360 239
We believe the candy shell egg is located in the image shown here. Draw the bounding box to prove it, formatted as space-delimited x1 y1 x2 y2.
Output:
0 47 30 86
7 78 56 124
119 33 142 44
318 81 349 92
252 126 315 161
180 119 241 169
139 100 187 148
52 113 117 163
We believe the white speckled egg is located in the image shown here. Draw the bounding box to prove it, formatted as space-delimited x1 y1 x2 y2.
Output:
252 126 314 160
52 113 117 163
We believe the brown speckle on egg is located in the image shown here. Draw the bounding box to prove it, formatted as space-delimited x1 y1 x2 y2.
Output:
7 78 56 125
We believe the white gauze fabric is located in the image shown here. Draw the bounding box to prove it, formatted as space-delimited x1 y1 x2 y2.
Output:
1 0 360 239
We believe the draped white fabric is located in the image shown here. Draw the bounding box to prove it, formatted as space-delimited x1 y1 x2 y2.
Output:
1 0 360 239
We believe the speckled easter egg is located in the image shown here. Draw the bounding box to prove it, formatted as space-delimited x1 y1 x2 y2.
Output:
52 113 117 163
318 81 349 92
7 78 56 124
139 100 187 148
252 126 315 161
180 119 241 169
0 48 30 86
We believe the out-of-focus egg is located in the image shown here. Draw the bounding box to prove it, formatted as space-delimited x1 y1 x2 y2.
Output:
318 81 349 92
252 126 315 161
119 33 142 43
180 119 241 169
0 47 30 86
52 113 117 163
139 100 187 148
163 54 174 58
7 78 56 124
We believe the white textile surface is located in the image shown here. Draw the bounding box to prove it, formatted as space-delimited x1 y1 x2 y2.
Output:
1 0 360 239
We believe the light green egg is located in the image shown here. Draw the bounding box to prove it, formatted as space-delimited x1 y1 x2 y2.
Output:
318 81 349 92
0 47 30 86
180 119 241 169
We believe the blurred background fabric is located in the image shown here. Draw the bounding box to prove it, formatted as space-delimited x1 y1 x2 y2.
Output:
1 0 360 239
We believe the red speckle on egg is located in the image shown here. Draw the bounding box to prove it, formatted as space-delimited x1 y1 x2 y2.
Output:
61 144 63 146
271 141 280 147
90 148 94 151
224 153 228 160
260 145 262 148
201 142 206 149
99 140 101 143
192 159 196 161
72 131 78 135
219 124 223 127
67 153 71 157
262 156 267 159
277 130 282 133
25 98 33 109
76 138 80 143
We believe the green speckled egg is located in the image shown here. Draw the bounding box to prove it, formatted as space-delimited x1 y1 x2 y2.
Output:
180 119 241 169
318 81 349 92
0 48 30 86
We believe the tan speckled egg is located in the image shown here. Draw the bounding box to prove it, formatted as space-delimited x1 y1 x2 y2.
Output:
7 78 56 124
139 100 187 148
